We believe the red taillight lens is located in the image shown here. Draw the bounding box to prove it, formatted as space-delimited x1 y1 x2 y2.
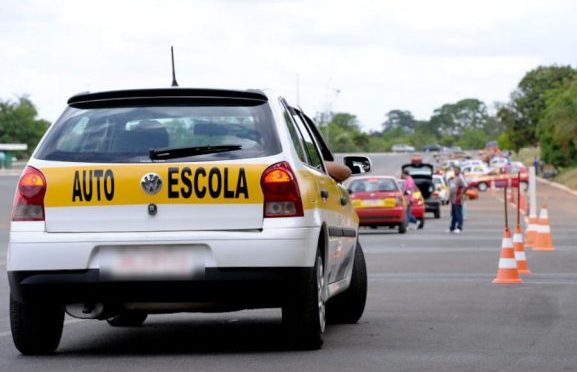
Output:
261 162 304 218
12 166 47 221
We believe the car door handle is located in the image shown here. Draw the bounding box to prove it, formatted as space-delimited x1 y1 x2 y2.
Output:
320 190 329 200
340 196 348 206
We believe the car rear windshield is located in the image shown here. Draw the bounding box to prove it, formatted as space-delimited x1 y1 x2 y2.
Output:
35 104 281 163
349 178 398 193
404 165 433 177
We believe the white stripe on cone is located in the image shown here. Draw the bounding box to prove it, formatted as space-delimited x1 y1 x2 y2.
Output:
514 251 527 260
501 238 513 248
513 234 524 243
498 258 518 269
537 225 551 233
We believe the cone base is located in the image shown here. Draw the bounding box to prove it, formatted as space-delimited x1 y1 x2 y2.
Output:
492 278 523 284
518 269 531 275
533 246 555 251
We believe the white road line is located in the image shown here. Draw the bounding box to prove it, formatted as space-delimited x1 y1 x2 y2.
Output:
0 318 85 338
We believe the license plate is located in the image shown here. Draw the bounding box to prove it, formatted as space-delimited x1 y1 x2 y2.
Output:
100 247 202 280
362 199 384 207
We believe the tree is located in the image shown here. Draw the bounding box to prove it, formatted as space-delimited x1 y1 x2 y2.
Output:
499 65 576 152
0 97 50 157
538 76 577 166
430 98 489 138
381 110 416 134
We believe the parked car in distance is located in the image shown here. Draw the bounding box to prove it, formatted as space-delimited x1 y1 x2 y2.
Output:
433 175 450 205
392 144 415 153
347 176 408 233
421 144 442 152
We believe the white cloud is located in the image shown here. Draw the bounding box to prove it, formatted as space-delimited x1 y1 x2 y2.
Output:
0 0 576 131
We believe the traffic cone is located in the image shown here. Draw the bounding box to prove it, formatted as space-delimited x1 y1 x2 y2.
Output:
513 226 531 274
534 207 554 251
524 215 538 248
493 229 523 284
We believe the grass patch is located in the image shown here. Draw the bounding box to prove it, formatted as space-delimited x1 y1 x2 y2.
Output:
554 167 577 190
512 147 540 167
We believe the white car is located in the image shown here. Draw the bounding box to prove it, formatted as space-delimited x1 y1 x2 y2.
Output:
391 144 415 153
432 175 450 205
490 156 509 168
8 88 369 354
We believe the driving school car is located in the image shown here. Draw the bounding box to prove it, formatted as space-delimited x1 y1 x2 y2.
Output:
8 88 370 354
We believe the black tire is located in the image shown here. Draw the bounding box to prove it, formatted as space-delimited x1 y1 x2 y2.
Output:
10 295 64 355
282 250 326 350
326 242 368 324
478 182 488 192
418 218 425 229
434 208 441 219
398 222 407 234
107 311 148 327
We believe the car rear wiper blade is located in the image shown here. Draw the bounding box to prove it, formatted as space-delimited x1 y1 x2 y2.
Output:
149 145 242 160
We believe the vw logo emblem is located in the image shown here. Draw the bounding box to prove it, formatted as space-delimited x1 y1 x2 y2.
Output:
141 173 163 195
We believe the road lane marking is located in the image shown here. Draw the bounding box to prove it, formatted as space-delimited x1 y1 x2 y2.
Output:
369 272 577 285
0 318 86 338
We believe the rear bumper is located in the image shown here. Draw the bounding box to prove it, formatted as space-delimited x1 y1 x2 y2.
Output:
356 207 405 226
411 205 425 219
425 199 441 212
8 267 312 308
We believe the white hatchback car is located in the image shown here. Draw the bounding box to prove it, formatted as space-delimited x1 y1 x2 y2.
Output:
8 88 370 354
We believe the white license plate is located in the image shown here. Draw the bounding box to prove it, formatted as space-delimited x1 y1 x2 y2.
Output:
363 199 383 207
100 247 203 280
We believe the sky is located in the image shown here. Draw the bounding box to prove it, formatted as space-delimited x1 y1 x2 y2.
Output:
1 0 577 132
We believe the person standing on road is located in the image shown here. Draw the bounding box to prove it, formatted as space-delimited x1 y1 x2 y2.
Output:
448 166 468 234
401 170 419 229
533 156 540 176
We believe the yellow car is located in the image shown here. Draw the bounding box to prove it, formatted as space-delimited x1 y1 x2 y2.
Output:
8 88 370 353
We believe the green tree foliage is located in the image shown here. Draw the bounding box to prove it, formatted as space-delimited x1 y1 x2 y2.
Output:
499 65 576 152
430 98 489 138
537 76 577 167
382 110 416 134
0 97 50 157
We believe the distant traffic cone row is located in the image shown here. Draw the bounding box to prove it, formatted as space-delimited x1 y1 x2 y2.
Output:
534 207 554 251
493 229 523 284
513 226 531 274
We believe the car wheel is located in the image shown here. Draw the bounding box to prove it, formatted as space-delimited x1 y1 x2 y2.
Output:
398 222 407 234
282 250 326 350
107 310 148 327
10 295 64 355
434 208 441 219
418 218 425 229
478 182 488 192
326 242 367 324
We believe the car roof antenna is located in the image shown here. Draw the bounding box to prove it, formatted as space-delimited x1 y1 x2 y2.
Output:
170 46 179 87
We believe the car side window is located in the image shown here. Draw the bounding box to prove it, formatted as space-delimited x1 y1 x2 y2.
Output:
291 109 324 172
280 100 308 163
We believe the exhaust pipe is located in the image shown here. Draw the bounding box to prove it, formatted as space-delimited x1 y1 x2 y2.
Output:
65 302 107 319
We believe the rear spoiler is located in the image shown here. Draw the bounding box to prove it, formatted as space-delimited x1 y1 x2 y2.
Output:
68 88 268 108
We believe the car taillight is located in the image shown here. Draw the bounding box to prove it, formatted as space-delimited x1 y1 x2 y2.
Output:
261 162 304 218
12 166 47 221
417 199 424 206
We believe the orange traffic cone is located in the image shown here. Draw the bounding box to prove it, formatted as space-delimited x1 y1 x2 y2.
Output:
534 207 554 251
524 215 538 248
513 226 531 274
493 229 523 284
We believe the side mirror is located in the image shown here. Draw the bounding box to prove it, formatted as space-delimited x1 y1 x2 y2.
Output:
343 156 371 175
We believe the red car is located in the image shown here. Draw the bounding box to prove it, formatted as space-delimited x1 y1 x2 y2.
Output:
347 176 408 233
468 163 528 191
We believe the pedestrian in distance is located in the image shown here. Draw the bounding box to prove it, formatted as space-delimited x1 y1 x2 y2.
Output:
401 169 419 229
448 166 468 234
533 156 540 176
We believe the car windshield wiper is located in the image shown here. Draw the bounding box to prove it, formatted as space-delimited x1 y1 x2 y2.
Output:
149 145 242 160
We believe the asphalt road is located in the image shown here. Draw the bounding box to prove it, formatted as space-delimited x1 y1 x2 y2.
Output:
1 154 577 372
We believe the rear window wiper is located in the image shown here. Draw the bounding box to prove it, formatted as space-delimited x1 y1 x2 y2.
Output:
149 145 242 160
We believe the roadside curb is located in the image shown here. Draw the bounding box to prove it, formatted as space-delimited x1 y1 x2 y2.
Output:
537 176 577 198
